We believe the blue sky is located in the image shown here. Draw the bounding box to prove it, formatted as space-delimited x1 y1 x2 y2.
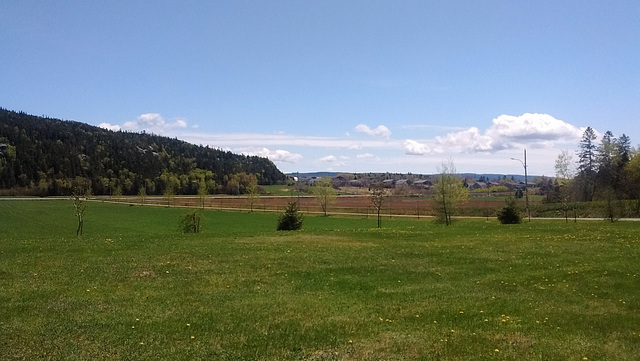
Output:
2 1 638 176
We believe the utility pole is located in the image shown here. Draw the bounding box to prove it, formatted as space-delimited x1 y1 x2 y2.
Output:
296 172 300 208
511 149 530 222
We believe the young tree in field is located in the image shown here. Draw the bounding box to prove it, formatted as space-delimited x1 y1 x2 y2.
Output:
246 181 259 212
277 201 303 231
312 177 337 216
555 150 576 222
197 177 208 209
72 192 87 236
138 186 147 205
370 183 387 228
179 211 202 233
163 186 175 207
433 159 468 226
497 197 522 224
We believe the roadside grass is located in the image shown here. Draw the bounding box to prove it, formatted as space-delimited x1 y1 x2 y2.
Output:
1 200 639 360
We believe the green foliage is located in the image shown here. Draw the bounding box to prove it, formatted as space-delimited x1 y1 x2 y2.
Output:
277 201 303 231
433 160 468 226
497 197 522 224
178 211 202 233
0 108 285 195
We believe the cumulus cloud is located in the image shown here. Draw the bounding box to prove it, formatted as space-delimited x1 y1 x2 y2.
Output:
98 122 121 131
318 155 347 167
434 113 583 153
239 147 302 163
486 113 583 142
355 124 392 139
435 127 494 152
403 113 583 156
103 113 190 134
138 113 165 127
403 139 433 155
319 155 338 162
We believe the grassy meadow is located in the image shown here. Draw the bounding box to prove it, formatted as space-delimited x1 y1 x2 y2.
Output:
1 200 640 360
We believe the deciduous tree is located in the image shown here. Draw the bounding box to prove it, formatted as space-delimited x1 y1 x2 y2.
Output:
369 183 387 228
312 177 337 216
72 192 87 236
433 159 468 226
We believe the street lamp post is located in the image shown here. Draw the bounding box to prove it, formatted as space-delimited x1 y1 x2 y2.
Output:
511 149 530 222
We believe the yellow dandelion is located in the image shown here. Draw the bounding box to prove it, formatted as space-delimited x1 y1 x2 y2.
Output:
494 349 500 352
190 336 195 339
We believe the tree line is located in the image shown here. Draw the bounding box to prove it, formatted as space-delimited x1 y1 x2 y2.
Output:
0 108 285 196
555 127 639 220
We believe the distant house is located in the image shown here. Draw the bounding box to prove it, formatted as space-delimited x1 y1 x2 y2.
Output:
382 179 396 188
332 176 348 187
303 176 322 185
413 179 432 189
468 182 486 190
395 179 410 187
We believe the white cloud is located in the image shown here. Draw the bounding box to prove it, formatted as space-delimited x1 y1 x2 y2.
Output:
403 139 433 155
181 132 400 149
319 155 337 162
105 113 190 134
239 147 302 163
435 127 494 152
429 113 583 153
98 122 121 131
355 124 392 139
138 113 165 127
318 155 347 167
487 113 583 141
174 119 188 128
356 153 375 159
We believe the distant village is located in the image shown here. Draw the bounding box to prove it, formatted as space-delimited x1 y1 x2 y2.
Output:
292 173 541 194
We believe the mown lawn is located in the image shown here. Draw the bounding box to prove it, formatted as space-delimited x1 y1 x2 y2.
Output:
1 200 639 360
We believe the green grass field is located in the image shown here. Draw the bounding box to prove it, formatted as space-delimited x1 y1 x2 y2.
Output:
1 200 639 360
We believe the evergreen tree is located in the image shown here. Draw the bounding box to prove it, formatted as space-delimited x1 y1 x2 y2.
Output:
575 127 597 201
277 201 303 231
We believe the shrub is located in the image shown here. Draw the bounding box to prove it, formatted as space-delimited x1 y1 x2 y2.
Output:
277 201 303 231
179 211 202 233
497 197 522 224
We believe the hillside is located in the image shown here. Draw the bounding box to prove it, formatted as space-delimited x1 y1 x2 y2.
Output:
0 108 285 195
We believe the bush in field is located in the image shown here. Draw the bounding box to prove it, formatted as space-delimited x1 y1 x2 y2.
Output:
179 211 202 233
497 197 522 224
277 201 303 231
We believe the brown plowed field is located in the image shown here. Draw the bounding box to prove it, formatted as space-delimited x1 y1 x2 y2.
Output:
115 195 509 217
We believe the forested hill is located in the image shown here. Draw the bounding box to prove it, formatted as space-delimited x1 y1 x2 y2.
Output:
0 108 286 196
